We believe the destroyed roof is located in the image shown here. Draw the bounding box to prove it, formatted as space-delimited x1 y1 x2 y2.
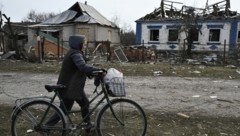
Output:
41 2 117 27
136 0 239 22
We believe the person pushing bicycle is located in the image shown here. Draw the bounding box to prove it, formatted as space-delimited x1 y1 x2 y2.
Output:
46 35 105 132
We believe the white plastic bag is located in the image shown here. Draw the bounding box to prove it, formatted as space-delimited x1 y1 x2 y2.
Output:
104 68 123 83
104 68 125 97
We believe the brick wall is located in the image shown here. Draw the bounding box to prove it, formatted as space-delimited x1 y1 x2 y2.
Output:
33 39 68 57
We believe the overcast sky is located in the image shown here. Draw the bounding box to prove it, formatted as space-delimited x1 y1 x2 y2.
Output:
1 0 240 29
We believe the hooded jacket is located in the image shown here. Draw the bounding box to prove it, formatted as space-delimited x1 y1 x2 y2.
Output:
57 35 99 100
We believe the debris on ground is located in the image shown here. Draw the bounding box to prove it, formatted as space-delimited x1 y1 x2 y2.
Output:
153 71 163 76
186 59 198 64
217 98 234 103
203 54 217 62
1 51 16 59
190 70 201 74
226 65 237 69
177 113 190 119
236 70 240 74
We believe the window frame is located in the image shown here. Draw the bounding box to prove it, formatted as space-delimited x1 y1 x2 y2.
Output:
237 30 240 43
209 29 221 42
149 29 159 42
168 29 179 42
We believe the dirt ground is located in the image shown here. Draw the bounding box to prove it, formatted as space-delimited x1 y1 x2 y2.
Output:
1 72 240 117
1 72 240 135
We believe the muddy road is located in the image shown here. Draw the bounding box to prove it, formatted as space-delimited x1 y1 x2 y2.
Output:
1 72 240 118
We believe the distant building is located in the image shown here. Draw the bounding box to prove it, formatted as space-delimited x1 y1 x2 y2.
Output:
1 22 39 57
135 0 240 53
28 1 120 57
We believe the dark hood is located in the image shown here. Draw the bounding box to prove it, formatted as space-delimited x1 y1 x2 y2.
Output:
69 35 84 50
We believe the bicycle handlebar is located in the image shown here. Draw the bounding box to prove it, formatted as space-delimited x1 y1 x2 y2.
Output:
92 69 107 77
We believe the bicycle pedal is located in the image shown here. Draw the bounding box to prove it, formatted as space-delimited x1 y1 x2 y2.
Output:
81 122 95 131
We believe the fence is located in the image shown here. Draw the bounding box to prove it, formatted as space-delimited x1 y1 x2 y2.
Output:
34 37 240 65
128 40 240 65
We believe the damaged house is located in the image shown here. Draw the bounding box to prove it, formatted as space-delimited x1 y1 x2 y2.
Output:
135 0 240 54
27 1 120 58
1 21 39 59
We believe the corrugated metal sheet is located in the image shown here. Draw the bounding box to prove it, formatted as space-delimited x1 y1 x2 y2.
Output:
41 2 116 27
74 13 91 23
42 10 77 24
77 2 115 27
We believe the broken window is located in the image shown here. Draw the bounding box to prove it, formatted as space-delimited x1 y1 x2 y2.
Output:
168 29 178 42
209 29 220 42
237 31 240 43
77 28 89 42
150 29 159 41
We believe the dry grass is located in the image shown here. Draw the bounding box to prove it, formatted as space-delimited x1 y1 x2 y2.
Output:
0 105 12 136
2 105 240 136
1 59 240 79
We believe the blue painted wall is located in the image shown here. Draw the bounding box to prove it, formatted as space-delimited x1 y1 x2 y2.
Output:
135 17 240 51
229 19 238 50
135 22 142 44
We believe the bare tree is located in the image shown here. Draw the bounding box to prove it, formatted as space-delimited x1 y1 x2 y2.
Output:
180 6 202 58
22 10 56 22
120 23 135 46
111 15 121 27
111 15 135 46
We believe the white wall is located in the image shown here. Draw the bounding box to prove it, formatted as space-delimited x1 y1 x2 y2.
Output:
96 26 120 45
62 25 75 41
140 21 231 52
62 24 120 48
237 22 240 43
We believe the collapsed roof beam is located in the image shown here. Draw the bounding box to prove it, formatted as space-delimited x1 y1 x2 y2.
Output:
164 0 183 5
207 0 226 8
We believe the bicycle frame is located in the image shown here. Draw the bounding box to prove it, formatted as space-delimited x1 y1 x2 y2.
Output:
63 80 124 126
11 79 124 133
11 96 52 120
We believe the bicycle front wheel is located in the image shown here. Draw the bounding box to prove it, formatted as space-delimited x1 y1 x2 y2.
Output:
11 100 67 136
96 98 147 136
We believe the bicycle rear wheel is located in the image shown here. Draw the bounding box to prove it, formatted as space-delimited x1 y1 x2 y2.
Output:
96 98 147 136
11 100 67 136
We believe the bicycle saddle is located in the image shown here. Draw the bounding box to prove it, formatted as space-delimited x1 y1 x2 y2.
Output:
45 84 66 92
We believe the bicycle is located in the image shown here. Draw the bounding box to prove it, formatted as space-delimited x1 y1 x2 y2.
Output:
10 68 147 136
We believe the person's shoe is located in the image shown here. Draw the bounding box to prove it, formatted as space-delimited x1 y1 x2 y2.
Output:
81 122 95 133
